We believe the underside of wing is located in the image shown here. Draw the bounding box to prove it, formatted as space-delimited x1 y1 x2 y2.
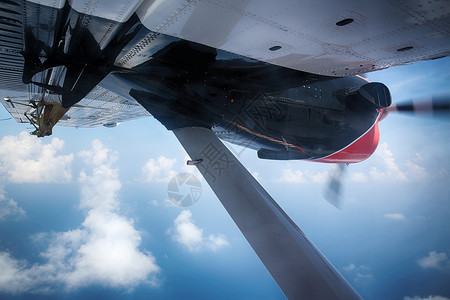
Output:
1 85 150 133
1 0 449 117
0 0 150 134
58 85 151 128
133 0 449 76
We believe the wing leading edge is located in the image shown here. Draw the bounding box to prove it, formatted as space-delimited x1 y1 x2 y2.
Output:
173 127 362 300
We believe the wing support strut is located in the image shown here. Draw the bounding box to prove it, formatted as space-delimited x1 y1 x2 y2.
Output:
173 127 362 300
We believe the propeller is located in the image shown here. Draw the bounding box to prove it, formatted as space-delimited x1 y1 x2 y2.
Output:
324 163 347 208
386 94 450 117
323 94 449 207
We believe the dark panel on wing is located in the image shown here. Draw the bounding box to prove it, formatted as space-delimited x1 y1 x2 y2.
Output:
0 0 25 91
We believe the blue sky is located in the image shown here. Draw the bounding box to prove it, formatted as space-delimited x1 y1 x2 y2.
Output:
0 58 449 300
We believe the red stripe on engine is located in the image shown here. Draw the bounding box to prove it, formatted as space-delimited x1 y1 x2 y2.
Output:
314 118 380 164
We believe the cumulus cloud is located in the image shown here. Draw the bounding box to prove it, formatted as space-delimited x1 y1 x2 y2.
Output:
170 210 229 252
0 140 160 294
0 131 73 221
142 156 177 183
78 140 120 212
404 296 450 300
369 142 407 181
417 251 450 271
78 139 117 166
0 131 73 183
384 213 406 221
0 187 25 221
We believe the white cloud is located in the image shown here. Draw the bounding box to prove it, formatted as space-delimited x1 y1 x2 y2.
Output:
78 139 117 166
369 142 407 181
206 234 229 251
0 252 30 294
405 161 427 179
404 296 450 300
417 251 450 271
350 172 368 183
277 166 327 184
384 213 406 221
309 171 328 183
361 143 429 182
278 168 307 183
0 140 160 294
342 263 373 283
77 142 120 212
343 263 356 271
142 156 177 183
354 272 374 282
0 131 73 183
58 210 159 290
0 187 25 221
0 131 73 220
170 210 229 252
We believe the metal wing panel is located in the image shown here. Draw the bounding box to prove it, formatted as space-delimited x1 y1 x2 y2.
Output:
0 86 151 128
57 85 151 127
173 126 362 300
0 0 26 92
0 94 33 123
134 0 450 76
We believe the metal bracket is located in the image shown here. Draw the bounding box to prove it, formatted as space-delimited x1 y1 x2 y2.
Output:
187 159 203 166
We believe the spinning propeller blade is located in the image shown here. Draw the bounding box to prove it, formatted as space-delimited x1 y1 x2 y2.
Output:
387 94 450 117
324 164 347 208
323 94 448 207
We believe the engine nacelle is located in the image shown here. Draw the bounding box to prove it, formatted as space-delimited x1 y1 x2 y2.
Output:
314 118 380 164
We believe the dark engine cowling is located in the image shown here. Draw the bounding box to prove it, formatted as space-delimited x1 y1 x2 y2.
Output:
358 82 392 109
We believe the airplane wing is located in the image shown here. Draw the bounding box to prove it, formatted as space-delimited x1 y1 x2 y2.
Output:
0 1 449 299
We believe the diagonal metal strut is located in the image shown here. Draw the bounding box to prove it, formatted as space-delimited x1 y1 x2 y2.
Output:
173 127 362 300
